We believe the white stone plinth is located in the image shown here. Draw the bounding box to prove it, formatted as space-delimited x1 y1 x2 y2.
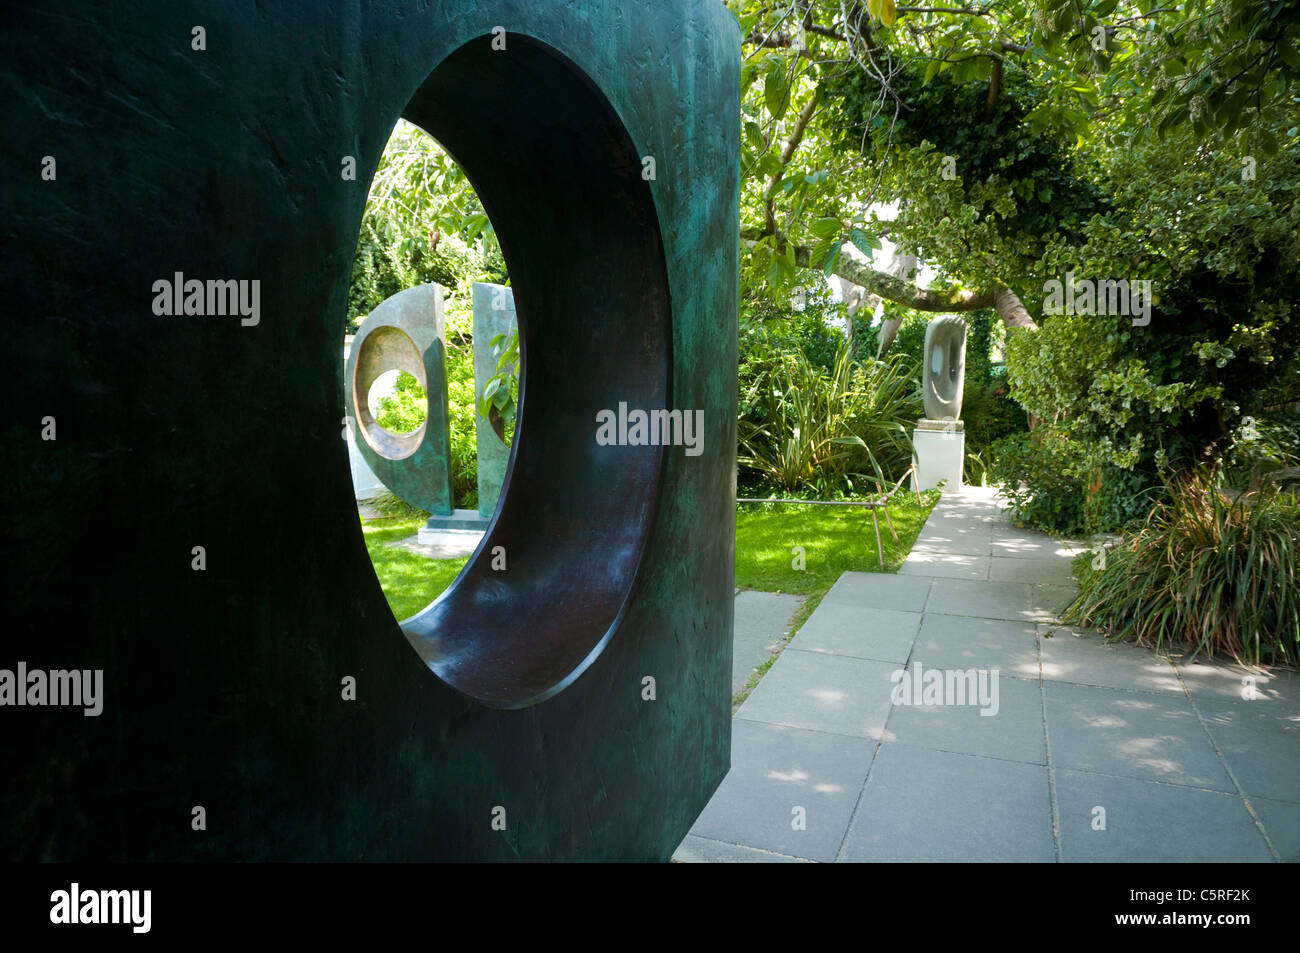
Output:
912 424 965 492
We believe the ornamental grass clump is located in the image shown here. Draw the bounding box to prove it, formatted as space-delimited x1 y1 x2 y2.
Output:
1064 474 1300 667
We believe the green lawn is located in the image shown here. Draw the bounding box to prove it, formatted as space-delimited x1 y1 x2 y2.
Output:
361 516 468 621
363 490 940 625
729 490 939 707
734 490 940 594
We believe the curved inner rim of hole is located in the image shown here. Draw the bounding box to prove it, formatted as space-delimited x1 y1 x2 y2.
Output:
389 35 672 709
353 323 428 460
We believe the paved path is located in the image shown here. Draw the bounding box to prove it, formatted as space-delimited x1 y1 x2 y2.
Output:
677 486 1300 862
732 591 805 694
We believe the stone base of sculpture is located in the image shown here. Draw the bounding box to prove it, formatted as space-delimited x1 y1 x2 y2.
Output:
912 419 965 492
417 509 490 546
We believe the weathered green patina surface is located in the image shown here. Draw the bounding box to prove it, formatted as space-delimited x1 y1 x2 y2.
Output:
1 0 739 860
346 283 455 516
472 282 517 519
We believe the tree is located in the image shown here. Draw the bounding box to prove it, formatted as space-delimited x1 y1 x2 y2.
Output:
730 0 1300 339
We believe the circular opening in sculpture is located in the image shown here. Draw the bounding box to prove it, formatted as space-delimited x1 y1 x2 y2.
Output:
352 325 428 460
351 35 671 709
367 369 428 437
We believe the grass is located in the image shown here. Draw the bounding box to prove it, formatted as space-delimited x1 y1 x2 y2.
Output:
361 516 467 621
729 489 940 708
734 489 941 594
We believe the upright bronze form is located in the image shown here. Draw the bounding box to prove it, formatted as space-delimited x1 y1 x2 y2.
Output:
2 1 739 860
346 283 455 516
472 282 518 519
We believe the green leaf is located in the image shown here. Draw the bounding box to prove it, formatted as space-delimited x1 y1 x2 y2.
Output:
764 253 784 288
823 240 843 276
849 228 881 255
778 243 798 284
744 120 766 153
764 55 789 121
809 217 841 239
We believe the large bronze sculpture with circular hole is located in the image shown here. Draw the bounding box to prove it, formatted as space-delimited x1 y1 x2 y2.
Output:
1 1 739 861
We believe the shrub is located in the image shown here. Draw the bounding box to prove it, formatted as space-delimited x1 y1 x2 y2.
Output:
738 338 919 496
1082 462 1166 534
1064 475 1300 667
1221 411 1300 490
739 286 850 373
988 427 1088 534
963 364 1028 453
375 371 428 435
990 423 1165 535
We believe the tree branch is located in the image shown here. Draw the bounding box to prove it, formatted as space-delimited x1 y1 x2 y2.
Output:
985 57 1002 120
827 253 995 311
744 232 1039 334
762 89 821 234
897 6 990 14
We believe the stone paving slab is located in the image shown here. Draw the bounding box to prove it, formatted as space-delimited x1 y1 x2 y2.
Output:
908 537 993 557
1025 585 1079 622
732 590 805 693
1249 797 1300 861
389 533 483 559
839 743 1056 862
989 534 1085 558
898 552 991 580
1176 659 1300 702
922 528 1000 544
925 578 1042 622
787 604 919 664
1038 624 1184 694
913 613 1040 677
988 556 1077 586
687 719 876 863
673 834 813 863
1045 681 1235 791
882 672 1047 764
1192 693 1300 803
820 571 932 612
1055 769 1275 862
735 650 897 740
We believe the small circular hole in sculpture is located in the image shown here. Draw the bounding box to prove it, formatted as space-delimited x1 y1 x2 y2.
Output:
367 369 428 436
